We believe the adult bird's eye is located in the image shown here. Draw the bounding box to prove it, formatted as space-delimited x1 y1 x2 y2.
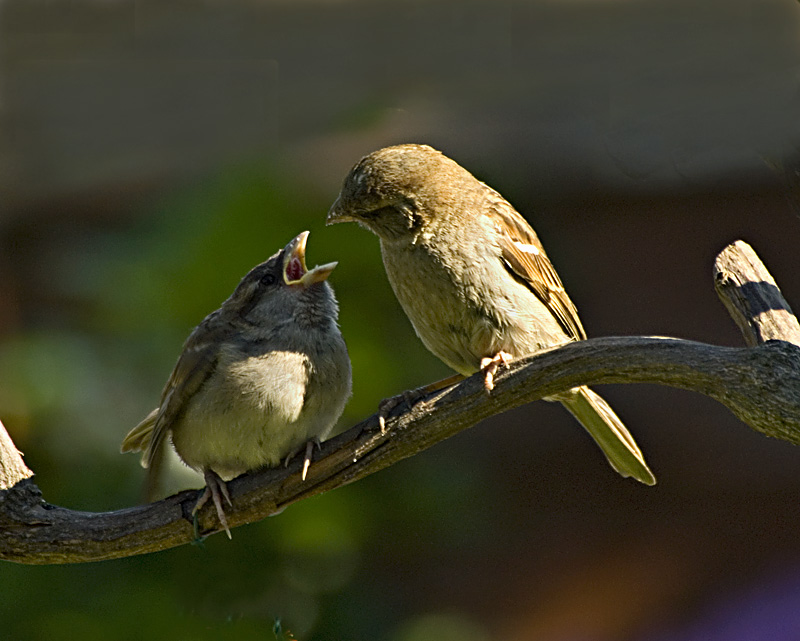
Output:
260 273 277 287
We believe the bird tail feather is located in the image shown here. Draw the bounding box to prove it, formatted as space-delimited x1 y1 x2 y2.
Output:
120 408 157 465
560 386 656 485
120 408 166 502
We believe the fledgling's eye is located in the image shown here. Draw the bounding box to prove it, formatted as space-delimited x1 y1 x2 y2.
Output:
260 272 277 287
364 205 396 219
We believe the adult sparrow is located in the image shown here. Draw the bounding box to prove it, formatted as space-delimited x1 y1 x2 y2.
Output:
121 231 353 536
326 144 654 485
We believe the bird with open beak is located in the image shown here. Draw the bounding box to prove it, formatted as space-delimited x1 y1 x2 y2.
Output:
121 231 352 537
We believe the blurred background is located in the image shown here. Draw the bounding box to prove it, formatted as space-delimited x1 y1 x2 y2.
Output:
2 0 800 639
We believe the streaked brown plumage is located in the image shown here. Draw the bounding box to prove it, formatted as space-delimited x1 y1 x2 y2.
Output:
327 144 654 485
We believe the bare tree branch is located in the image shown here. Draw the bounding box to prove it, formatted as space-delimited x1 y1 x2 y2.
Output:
714 240 800 345
1 239 799 564
0 420 33 491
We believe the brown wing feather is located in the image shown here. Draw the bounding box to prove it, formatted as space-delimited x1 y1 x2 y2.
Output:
485 189 586 341
142 314 229 468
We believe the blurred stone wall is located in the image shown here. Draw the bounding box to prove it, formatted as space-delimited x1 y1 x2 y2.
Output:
1 0 798 219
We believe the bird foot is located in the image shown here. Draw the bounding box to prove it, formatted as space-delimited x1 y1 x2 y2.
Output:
377 373 466 432
480 352 512 392
193 469 233 539
378 389 421 433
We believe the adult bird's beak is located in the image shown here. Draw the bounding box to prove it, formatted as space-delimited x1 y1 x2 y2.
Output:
283 231 338 286
325 196 357 225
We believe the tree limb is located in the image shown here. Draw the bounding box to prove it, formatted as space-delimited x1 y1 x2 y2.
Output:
1 239 799 564
0 419 33 492
713 239 800 345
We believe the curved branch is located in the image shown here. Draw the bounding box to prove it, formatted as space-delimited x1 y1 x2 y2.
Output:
1 240 798 564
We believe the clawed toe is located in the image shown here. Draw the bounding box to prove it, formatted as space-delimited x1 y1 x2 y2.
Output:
378 394 406 434
282 440 321 480
301 439 320 481
378 373 467 432
378 388 428 433
194 469 233 539
480 352 512 392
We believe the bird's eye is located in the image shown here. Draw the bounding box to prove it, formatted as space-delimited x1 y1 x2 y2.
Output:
260 273 277 287
364 205 395 219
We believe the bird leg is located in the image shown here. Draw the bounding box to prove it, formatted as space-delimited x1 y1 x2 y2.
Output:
193 469 233 539
378 372 465 432
480 351 512 392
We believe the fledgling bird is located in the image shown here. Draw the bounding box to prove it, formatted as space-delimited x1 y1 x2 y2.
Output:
121 231 352 537
326 144 654 485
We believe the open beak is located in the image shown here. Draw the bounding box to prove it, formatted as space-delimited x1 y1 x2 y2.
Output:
283 231 337 286
325 196 356 225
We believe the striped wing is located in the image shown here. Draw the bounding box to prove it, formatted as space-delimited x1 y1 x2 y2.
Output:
485 189 586 341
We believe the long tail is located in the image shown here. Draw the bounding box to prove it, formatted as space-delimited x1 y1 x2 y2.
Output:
560 386 655 485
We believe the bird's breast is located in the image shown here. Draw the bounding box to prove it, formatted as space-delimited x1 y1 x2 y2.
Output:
379 237 504 375
379 233 571 376
171 338 350 478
